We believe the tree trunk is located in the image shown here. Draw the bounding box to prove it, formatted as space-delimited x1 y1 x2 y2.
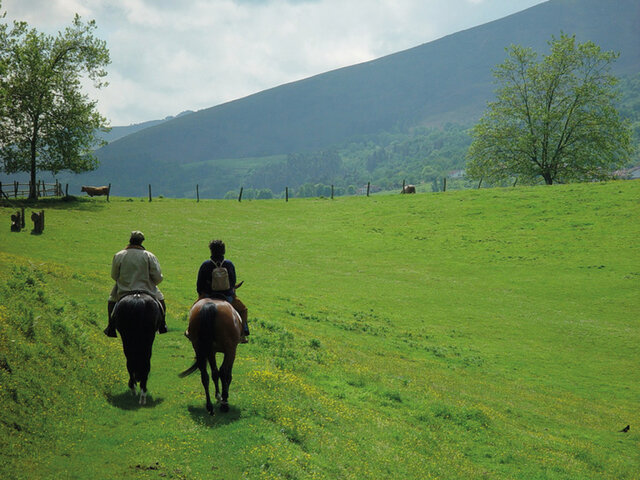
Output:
29 151 37 199
29 123 38 199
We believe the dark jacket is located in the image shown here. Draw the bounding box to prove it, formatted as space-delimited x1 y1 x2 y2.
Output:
197 259 236 298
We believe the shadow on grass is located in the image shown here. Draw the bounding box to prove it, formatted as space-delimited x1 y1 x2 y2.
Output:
187 403 241 427
106 390 166 410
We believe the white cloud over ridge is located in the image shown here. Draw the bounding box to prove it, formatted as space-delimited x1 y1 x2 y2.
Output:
3 0 546 125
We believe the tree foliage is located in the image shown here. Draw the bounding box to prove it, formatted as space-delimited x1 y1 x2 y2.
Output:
0 3 110 197
466 34 633 185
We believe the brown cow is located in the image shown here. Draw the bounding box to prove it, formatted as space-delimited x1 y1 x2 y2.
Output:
401 184 416 194
81 185 110 197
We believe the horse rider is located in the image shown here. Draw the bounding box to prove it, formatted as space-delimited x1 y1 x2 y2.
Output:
195 239 249 343
104 231 168 337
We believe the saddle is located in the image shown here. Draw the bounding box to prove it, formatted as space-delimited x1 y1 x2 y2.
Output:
118 291 164 314
206 293 229 302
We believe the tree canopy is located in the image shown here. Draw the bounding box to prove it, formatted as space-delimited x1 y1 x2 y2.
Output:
466 34 633 186
0 3 110 198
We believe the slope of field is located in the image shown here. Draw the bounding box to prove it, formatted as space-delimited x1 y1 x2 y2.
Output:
1 181 638 479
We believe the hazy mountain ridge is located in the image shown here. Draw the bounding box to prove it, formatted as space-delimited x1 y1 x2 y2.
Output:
12 0 640 198
99 110 194 144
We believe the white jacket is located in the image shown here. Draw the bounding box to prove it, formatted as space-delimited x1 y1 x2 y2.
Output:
109 246 164 301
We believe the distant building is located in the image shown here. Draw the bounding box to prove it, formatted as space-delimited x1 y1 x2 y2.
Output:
613 165 640 179
448 169 466 179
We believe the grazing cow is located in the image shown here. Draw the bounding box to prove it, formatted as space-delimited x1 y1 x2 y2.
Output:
81 185 110 197
402 184 416 194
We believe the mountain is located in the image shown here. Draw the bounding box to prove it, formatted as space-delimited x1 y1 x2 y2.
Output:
97 110 194 144
72 0 640 197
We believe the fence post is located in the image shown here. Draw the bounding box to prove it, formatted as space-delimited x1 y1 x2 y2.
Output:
196 184 200 202
286 187 289 202
367 182 370 197
238 187 243 202
107 183 111 202
148 184 152 202
15 181 19 197
402 179 406 193
331 185 334 200
65 184 69 197
443 177 447 192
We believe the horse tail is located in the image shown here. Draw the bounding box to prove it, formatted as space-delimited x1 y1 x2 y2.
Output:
179 301 217 378
196 301 217 360
178 362 199 378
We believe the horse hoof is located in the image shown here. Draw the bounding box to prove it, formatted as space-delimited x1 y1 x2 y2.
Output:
130 387 137 397
220 402 230 413
139 392 147 405
206 404 214 415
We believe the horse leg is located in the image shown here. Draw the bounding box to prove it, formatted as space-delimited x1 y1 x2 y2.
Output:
123 341 137 395
138 348 151 405
198 355 213 415
219 350 236 413
209 352 221 403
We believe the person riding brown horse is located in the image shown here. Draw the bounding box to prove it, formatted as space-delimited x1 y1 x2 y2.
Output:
194 239 249 343
104 231 168 337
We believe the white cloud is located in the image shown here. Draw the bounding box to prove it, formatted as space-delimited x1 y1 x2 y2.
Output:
2 0 547 125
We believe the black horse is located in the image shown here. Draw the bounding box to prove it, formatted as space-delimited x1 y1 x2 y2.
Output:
113 292 163 405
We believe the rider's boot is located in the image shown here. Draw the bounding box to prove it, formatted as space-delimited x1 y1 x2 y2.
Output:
104 301 117 337
239 308 249 344
158 299 168 334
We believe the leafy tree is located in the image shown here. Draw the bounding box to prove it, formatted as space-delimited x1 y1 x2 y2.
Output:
0 4 110 198
467 34 633 185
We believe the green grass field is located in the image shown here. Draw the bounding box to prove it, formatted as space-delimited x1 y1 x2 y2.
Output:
1 181 638 479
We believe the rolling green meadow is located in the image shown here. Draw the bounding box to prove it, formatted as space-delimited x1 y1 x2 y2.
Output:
0 181 638 479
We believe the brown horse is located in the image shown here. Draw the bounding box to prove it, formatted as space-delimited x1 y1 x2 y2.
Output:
179 298 243 414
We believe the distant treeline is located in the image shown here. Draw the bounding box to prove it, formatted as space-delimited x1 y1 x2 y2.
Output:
232 123 473 198
233 72 640 199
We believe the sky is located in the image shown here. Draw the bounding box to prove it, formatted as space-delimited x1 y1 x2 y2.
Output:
3 0 547 126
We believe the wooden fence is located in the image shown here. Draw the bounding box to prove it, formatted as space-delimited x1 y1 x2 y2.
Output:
0 180 64 199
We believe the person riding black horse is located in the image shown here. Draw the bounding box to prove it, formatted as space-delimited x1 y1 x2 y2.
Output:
104 231 168 337
195 239 249 343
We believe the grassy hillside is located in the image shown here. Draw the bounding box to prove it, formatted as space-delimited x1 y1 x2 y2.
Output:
1 181 639 479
